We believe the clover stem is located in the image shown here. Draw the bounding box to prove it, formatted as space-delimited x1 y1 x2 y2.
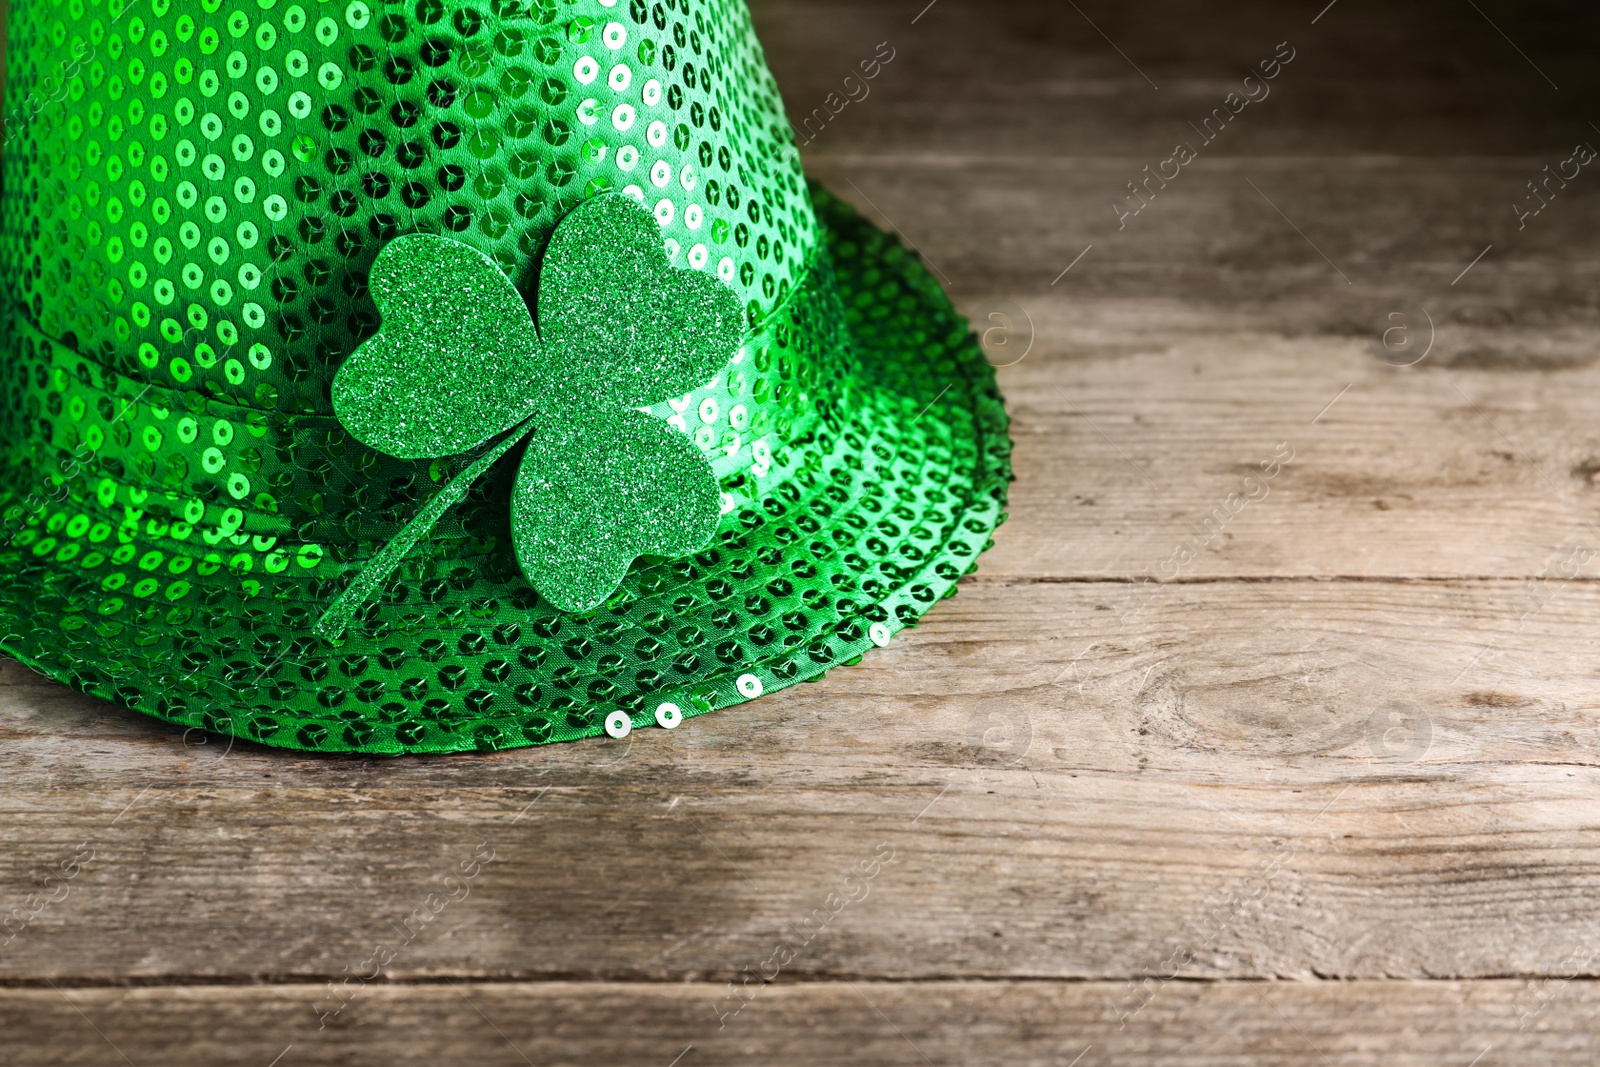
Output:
313 417 537 642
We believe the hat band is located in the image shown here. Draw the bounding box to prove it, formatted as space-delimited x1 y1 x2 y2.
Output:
3 236 854 587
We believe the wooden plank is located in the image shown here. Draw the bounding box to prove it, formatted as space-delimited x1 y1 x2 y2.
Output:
807 156 1600 319
6 580 1600 983
987 322 1600 581
3 978 1599 1066
755 0 1600 157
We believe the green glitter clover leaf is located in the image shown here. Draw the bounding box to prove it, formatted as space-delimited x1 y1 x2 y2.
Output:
313 193 744 640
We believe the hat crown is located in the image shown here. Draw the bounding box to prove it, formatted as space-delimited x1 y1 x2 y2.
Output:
4 0 820 412
2 0 859 606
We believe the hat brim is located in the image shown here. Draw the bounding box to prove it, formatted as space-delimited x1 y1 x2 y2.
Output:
0 184 1012 754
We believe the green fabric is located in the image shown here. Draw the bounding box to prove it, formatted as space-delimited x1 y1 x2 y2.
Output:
0 0 1012 753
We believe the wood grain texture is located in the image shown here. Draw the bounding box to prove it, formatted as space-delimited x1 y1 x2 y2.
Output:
3 979 1598 1067
753 0 1600 157
6 580 1600 986
982 321 1600 581
8 0 1600 1063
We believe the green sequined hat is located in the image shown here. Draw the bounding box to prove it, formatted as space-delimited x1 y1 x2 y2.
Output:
0 0 1011 754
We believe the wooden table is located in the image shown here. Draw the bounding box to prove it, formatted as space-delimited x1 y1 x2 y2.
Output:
8 1 1600 1063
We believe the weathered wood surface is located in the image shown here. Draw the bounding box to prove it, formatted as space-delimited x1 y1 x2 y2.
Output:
760 0 1600 158
8 576 1600 986
3 980 1598 1067
9 0 1600 1063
